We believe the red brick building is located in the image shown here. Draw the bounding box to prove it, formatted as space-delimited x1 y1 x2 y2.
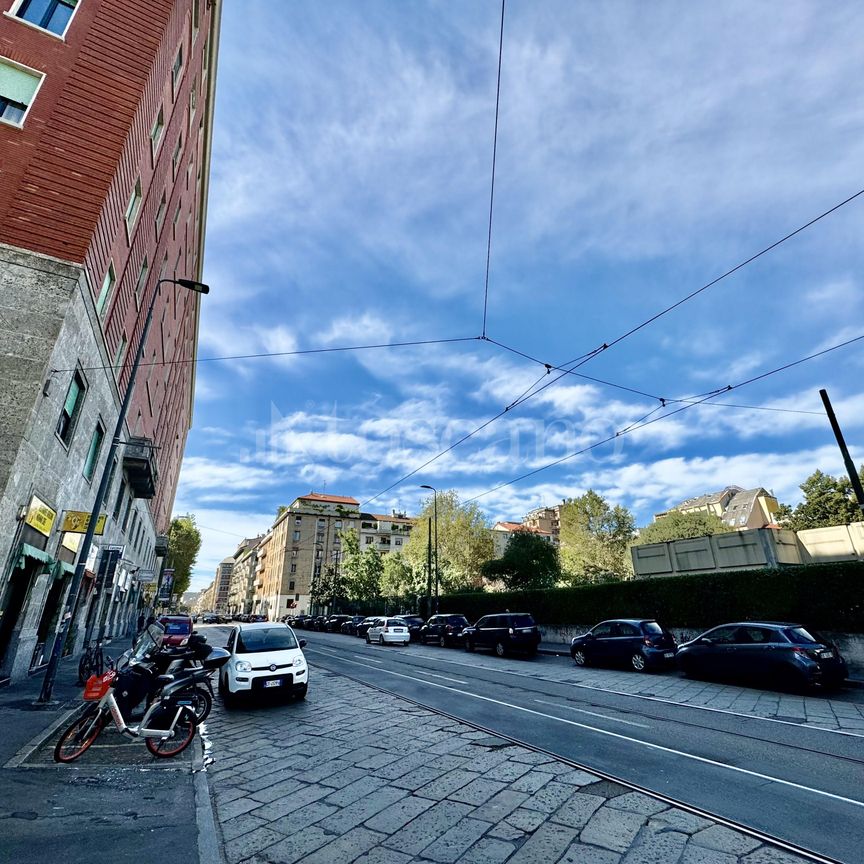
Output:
0 0 221 681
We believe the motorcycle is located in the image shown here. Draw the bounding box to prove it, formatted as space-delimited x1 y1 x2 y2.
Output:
54 623 202 762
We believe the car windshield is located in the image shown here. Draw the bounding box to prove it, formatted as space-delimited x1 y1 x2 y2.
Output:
642 622 663 635
387 619 407 627
236 627 299 654
784 627 825 645
160 619 191 635
447 616 469 625
512 615 535 628
401 617 423 625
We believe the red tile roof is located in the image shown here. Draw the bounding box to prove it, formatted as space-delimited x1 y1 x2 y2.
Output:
299 492 360 505
494 521 552 536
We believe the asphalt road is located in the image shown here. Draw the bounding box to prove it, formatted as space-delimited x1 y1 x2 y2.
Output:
202 626 864 864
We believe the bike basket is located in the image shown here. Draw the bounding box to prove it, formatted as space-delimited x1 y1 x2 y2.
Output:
83 670 116 701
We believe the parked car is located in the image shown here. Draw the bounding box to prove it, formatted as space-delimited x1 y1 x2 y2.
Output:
158 614 193 647
201 614 218 624
421 614 470 647
341 615 366 635
309 616 327 631
355 617 378 638
219 622 308 705
569 619 677 672
676 622 848 690
292 615 312 629
462 613 541 657
396 614 425 641
326 615 353 633
366 617 410 646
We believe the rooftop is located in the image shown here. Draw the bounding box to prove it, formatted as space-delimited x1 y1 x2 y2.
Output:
297 492 360 505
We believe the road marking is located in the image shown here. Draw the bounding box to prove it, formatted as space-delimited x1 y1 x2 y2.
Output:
307 649 864 811
416 670 469 685
353 655 382 664
534 699 650 728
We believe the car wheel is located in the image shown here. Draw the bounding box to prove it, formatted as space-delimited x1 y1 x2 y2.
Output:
630 652 648 672
465 639 475 652
439 636 447 648
379 634 385 645
572 649 588 667
365 634 371 644
495 642 507 658
295 684 308 700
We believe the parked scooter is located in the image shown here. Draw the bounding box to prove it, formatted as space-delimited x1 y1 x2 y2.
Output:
54 623 202 762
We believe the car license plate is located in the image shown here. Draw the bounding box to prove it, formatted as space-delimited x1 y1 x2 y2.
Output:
664 652 674 659
264 679 281 688
818 650 834 659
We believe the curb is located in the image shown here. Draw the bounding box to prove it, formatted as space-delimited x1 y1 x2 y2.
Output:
2 700 84 769
192 731 227 864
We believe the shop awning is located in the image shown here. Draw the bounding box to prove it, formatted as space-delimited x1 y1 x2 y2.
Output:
53 560 75 579
16 543 54 571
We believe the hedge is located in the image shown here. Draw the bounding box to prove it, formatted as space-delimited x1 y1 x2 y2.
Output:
437 562 864 633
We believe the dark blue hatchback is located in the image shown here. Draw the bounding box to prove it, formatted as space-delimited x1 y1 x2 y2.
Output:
570 619 677 672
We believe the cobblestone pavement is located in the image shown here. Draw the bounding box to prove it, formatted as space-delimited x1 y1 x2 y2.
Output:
410 645 864 735
204 670 811 864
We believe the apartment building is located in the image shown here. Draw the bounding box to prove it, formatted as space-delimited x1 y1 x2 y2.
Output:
226 536 261 616
491 521 555 558
0 0 221 681
358 511 414 555
523 505 561 541
654 486 780 530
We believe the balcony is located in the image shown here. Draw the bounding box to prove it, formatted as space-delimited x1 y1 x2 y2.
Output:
123 436 158 498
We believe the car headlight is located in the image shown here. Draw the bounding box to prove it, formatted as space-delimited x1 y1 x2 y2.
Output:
234 660 252 672
293 656 304 667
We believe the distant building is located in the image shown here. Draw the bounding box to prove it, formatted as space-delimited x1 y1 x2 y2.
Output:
213 557 233 614
523 506 561 541
654 486 780 531
227 536 262 616
491 521 554 559
358 512 414 555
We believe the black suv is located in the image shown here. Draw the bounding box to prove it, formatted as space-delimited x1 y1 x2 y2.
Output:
397 615 426 641
421 614 470 647
570 619 677 672
462 613 540 657
676 622 848 690
325 614 353 633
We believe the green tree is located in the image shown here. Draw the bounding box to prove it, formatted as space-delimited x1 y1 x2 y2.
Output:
558 491 635 584
482 531 560 590
276 505 288 518
339 529 383 601
778 468 864 531
310 563 345 609
167 514 202 600
403 490 493 592
633 510 733 546
381 552 419 596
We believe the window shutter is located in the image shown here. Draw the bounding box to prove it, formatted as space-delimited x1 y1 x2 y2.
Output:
0 62 40 105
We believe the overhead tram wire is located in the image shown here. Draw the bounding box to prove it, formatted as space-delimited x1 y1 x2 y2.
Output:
464 331 864 503
53 335 483 375
481 0 506 339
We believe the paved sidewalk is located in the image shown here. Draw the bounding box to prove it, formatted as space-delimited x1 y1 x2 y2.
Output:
204 670 810 864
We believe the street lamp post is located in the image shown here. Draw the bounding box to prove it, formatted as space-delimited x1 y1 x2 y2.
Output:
420 485 439 614
38 277 209 703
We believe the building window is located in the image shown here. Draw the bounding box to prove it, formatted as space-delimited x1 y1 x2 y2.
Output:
95 262 115 317
188 77 197 129
113 480 125 519
292 530 300 541
124 178 142 235
395 538 402 546
56 370 85 445
192 0 199 40
172 202 181 239
291 549 297 558
0 58 43 127
82 422 104 481
294 515 302 524
135 256 149 305
13 0 77 36
154 192 166 236
113 332 127 373
171 132 183 178
288 580 295 590
150 106 164 155
171 44 183 93
122 495 132 531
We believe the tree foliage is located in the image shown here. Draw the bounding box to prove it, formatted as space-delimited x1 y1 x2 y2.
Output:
339 529 383 602
403 490 493 592
633 510 733 546
558 490 635 584
777 468 864 531
482 531 560 590
381 552 420 597
167 514 201 600
310 563 345 608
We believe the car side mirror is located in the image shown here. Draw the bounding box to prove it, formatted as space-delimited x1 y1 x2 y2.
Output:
299 639 307 648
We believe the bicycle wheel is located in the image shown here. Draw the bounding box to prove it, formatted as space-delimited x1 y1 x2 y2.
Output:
144 704 197 758
54 707 105 763
77 653 91 684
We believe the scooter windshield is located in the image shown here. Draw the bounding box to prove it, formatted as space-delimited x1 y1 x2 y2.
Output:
131 622 165 662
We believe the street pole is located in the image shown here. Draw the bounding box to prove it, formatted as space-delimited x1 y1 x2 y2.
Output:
425 517 432 617
820 388 864 517
38 277 208 703
420 485 439 614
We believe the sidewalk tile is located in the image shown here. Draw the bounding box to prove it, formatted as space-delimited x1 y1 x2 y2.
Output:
680 845 738 864
459 837 516 864
620 825 687 863
267 801 339 837
325 776 385 807
691 825 762 855
580 807 645 852
247 826 338 864
521 780 574 813
419 816 491 863
510 770 554 793
364 794 435 833
471 789 529 822
504 807 547 833
382 799 475 855
648 810 713 834
507 821 578 863
560 841 621 863
448 777 508 806
221 813 268 843
550 792 605 829
224 827 284 864
416 769 481 800
606 792 669 817
299 826 385 864
253 783 331 821
325 787 408 834
741 846 811 863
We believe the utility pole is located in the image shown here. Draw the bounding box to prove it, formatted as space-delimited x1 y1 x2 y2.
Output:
820 388 864 517
426 517 432 618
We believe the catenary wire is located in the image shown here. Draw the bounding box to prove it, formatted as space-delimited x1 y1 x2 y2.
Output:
53 336 482 374
481 0 506 339
463 332 864 502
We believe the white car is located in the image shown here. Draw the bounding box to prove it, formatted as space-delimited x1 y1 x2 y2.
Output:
219 622 308 704
366 617 410 646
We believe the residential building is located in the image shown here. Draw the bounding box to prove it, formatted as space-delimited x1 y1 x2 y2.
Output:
213 557 233 614
0 1 221 682
254 493 361 618
491 521 555 559
226 536 262 616
523 505 561 541
654 486 780 530
358 511 414 555
194 579 215 615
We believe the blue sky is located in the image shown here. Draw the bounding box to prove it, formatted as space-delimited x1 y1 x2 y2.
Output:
177 0 864 591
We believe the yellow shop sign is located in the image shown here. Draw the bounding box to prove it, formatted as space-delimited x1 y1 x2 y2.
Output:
61 511 107 535
25 496 56 537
